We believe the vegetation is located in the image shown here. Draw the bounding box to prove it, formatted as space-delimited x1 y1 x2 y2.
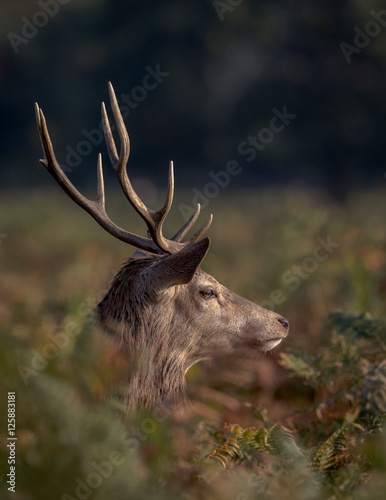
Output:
1 187 385 499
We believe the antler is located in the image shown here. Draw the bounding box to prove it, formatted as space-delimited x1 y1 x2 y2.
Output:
35 82 212 255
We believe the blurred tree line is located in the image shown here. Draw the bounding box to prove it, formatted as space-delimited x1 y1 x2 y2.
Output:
1 0 386 201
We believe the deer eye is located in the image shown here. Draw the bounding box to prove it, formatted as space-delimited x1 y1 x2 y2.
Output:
200 289 216 299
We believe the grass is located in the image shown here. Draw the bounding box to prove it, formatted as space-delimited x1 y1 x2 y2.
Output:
1 186 385 499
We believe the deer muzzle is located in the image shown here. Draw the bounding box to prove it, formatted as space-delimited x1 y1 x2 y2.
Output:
240 311 289 352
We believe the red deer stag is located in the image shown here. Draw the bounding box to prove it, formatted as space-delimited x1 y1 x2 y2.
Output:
35 82 289 413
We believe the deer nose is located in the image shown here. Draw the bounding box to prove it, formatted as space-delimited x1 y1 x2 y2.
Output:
278 316 289 332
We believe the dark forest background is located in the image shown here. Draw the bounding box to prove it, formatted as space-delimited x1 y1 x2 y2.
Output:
1 0 386 201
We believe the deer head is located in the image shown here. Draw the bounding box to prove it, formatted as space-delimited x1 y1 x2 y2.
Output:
35 83 289 413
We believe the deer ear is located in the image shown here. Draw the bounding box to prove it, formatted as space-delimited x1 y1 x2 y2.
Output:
148 237 211 301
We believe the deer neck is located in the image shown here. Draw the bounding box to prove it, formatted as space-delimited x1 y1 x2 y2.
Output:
125 351 188 413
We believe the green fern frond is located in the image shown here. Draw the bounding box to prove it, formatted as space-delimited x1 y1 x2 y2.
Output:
267 423 305 462
312 423 365 471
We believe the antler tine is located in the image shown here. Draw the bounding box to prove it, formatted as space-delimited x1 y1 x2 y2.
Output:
35 103 92 211
103 82 176 253
101 101 119 166
171 203 201 242
35 102 161 254
96 153 105 208
184 214 213 245
103 83 146 223
154 160 174 224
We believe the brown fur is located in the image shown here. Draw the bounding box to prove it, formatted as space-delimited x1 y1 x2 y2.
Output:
97 241 289 413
